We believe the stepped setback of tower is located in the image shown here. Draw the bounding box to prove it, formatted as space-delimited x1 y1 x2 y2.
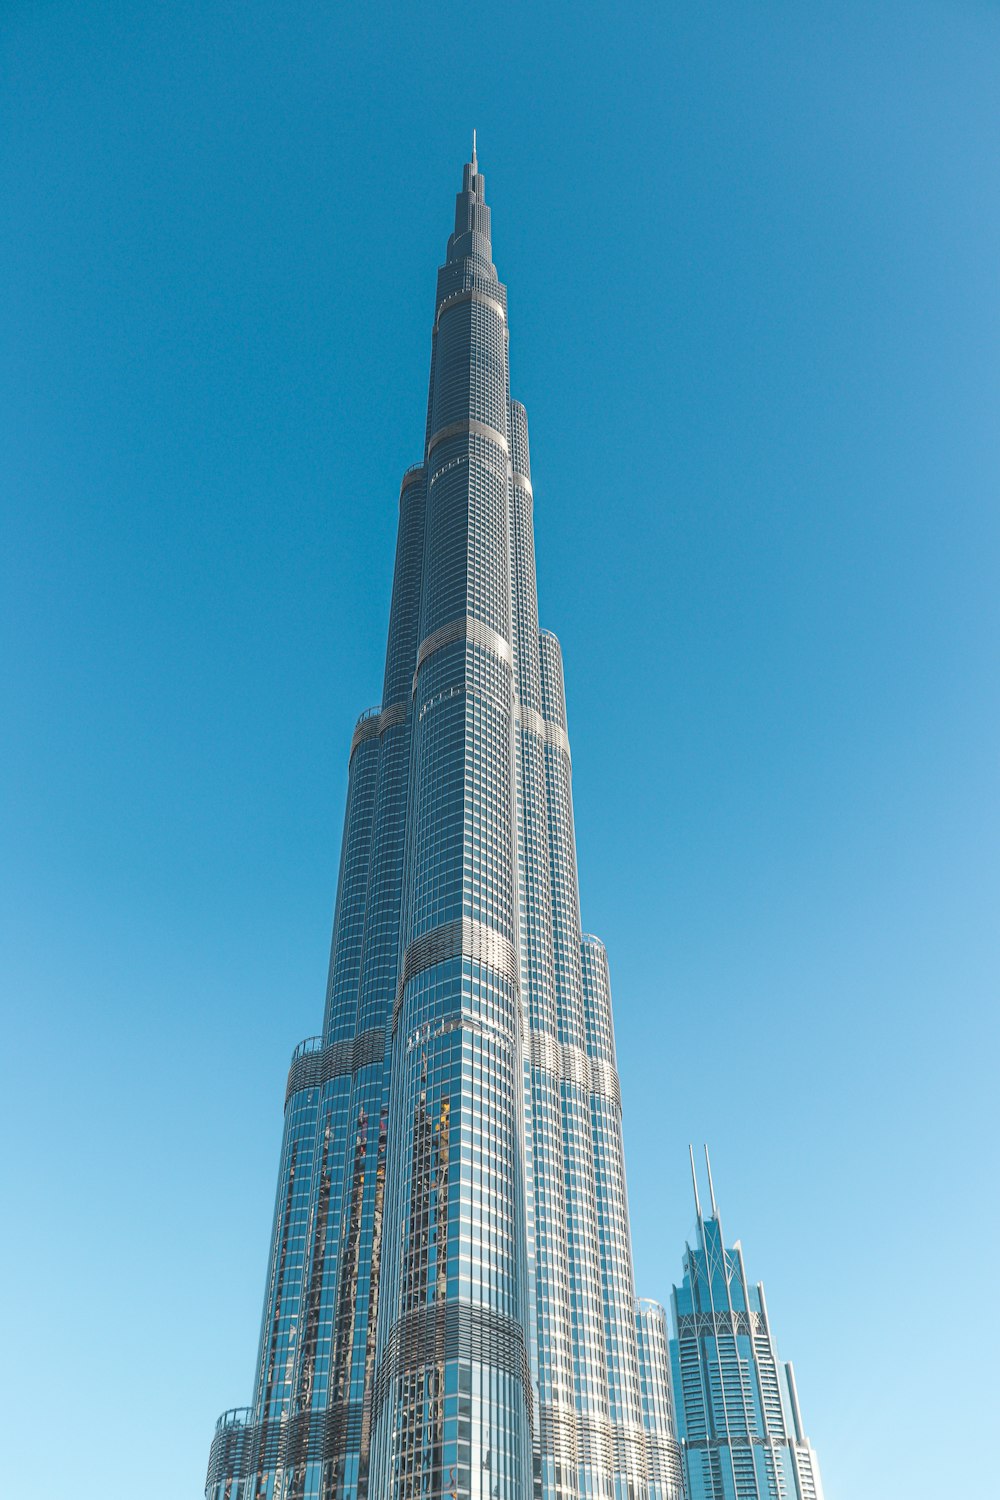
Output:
205 148 684 1500
670 1152 825 1500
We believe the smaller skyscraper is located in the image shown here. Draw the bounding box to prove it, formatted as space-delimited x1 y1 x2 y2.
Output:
670 1150 824 1500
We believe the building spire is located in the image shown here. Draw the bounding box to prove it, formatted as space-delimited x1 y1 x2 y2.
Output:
448 134 492 266
688 1144 703 1223
704 1144 719 1217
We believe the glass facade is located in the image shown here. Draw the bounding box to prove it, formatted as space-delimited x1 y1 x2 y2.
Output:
205 148 684 1500
669 1151 824 1500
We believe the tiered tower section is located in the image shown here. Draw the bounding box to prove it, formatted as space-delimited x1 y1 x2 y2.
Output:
205 147 683 1500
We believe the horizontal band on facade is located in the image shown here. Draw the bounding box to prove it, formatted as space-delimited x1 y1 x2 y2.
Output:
349 700 407 757
428 450 510 490
205 1400 364 1490
371 1303 532 1423
426 417 509 457
529 1032 622 1110
535 1407 646 1483
515 703 570 757
561 1042 590 1091
403 1009 517 1056
399 464 425 494
395 917 519 1024
675 1308 763 1339
537 1402 580 1466
511 471 532 496
610 1422 649 1473
590 1055 621 1108
684 1434 795 1452
414 614 512 681
285 1026 386 1106
434 286 506 328
645 1434 686 1486
576 1409 615 1473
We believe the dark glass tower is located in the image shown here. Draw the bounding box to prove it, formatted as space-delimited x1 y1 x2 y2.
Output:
205 144 683 1500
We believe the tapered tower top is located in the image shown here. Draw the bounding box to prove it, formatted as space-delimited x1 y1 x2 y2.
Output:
448 137 492 264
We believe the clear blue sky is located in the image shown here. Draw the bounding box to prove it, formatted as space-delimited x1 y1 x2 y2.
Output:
3 4 998 1496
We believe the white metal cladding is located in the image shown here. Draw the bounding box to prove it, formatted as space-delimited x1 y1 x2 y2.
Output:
426 416 509 456
413 613 512 678
349 699 408 758
205 150 684 1500
394 916 520 1023
434 286 507 329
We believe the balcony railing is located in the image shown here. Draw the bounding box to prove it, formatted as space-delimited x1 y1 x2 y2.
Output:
214 1407 250 1433
291 1035 324 1063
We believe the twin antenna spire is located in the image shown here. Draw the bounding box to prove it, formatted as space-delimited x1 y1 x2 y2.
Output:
689 1144 720 1223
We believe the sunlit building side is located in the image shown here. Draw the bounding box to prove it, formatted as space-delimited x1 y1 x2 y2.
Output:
204 144 684 1500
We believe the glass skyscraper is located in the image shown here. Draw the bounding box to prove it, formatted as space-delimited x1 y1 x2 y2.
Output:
670 1151 824 1500
204 146 684 1500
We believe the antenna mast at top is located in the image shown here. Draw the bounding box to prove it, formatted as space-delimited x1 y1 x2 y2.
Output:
689 1144 703 1222
704 1145 719 1217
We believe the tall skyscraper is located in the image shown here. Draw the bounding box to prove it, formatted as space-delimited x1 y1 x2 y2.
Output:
670 1150 824 1500
205 145 683 1500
